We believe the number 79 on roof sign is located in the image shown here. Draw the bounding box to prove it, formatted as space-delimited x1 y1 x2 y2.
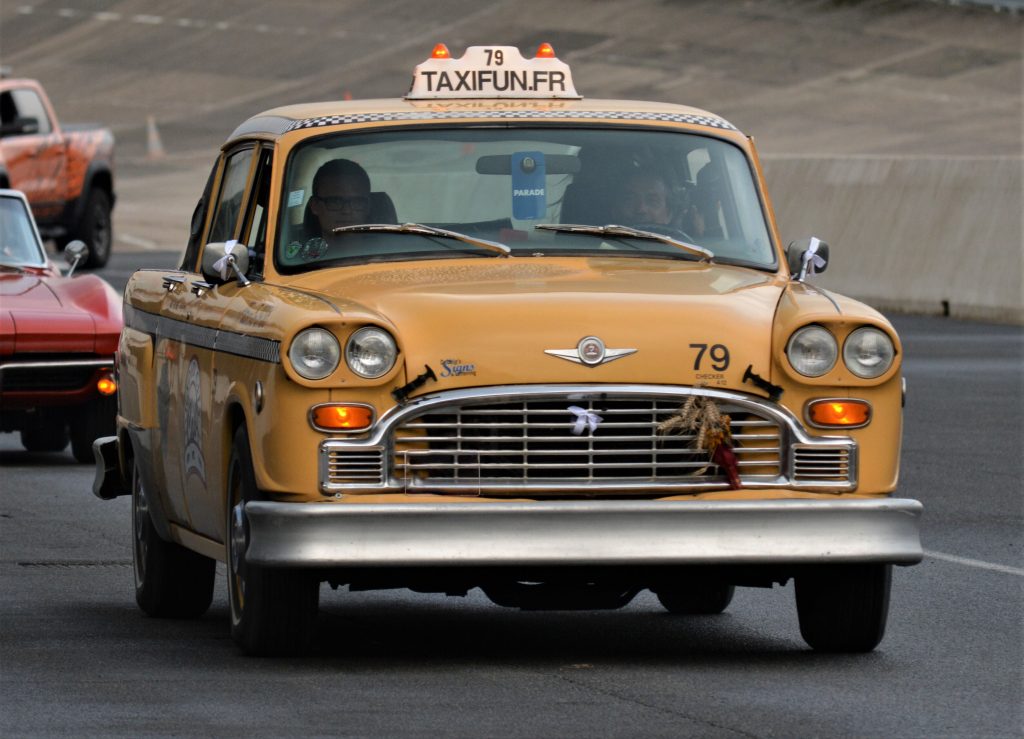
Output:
406 44 582 100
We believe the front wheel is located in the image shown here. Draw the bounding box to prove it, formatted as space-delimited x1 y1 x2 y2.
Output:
74 188 113 269
21 410 68 453
69 395 117 463
132 457 215 617
795 564 892 652
227 425 319 657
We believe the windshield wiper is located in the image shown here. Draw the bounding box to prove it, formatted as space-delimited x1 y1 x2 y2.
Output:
332 223 512 257
534 223 713 262
0 262 30 274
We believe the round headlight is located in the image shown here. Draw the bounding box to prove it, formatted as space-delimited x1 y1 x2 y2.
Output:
288 328 341 380
843 327 895 378
345 327 397 379
786 325 838 377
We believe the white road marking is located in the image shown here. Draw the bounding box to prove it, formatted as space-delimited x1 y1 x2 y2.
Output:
924 549 1024 576
118 233 160 251
94 12 121 22
16 6 34 15
133 15 163 25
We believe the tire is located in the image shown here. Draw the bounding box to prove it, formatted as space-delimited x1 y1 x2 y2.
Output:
655 583 735 615
75 188 113 269
795 564 892 653
69 395 117 464
227 425 319 657
132 457 215 618
20 411 68 453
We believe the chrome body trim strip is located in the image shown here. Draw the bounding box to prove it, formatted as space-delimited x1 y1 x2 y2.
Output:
0 358 112 372
242 498 923 568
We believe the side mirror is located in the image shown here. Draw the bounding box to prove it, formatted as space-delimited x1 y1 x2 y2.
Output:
63 239 89 277
786 237 829 281
201 241 251 286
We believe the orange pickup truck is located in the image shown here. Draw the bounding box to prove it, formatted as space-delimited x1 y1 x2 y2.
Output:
0 76 115 268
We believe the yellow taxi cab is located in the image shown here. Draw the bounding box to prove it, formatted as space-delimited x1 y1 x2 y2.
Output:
93 44 922 656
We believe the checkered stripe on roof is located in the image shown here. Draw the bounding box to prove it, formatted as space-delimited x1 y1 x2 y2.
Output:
286 110 738 132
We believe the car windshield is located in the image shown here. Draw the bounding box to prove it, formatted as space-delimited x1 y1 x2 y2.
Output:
0 196 47 267
276 127 776 273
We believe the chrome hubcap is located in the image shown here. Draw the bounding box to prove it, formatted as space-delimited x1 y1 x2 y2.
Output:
132 471 148 579
230 503 247 576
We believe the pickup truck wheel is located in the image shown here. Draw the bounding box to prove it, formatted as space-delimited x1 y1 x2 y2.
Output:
227 425 319 657
795 564 892 652
132 457 215 617
21 411 68 452
655 583 734 615
69 396 117 463
76 189 113 269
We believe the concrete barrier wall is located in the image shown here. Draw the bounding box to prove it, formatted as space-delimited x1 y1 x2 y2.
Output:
762 156 1023 324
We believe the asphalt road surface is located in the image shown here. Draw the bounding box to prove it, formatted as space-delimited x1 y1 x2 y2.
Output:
2 1 1022 736
1 250 1021 736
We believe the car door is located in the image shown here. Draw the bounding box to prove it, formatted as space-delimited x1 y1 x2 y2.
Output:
0 87 65 219
157 144 257 535
186 144 274 539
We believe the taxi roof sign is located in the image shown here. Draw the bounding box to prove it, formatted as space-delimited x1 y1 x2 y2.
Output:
406 45 581 100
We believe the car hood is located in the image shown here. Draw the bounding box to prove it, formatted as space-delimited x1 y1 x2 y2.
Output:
289 257 786 392
0 273 122 354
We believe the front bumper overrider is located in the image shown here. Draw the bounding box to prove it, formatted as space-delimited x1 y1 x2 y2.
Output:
241 497 923 569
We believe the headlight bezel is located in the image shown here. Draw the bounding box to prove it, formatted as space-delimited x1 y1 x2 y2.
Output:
288 327 342 381
786 324 839 378
345 326 398 379
842 326 896 379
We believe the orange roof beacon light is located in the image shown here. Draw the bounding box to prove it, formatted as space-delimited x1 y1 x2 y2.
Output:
535 42 556 58
310 403 375 432
406 44 581 100
97 373 117 396
806 399 871 429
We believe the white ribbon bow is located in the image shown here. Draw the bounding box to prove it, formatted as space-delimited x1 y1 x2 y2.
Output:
568 405 602 436
802 237 827 276
212 239 239 281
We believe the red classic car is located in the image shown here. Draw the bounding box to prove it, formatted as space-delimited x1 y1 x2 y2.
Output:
0 188 121 462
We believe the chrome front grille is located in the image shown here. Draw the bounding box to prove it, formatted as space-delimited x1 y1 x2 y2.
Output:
391 396 782 491
317 385 858 495
792 445 852 483
323 447 386 487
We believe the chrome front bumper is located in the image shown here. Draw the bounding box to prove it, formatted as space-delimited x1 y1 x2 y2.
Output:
242 498 923 569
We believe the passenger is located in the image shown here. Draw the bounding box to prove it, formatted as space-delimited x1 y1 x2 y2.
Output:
690 164 724 239
612 169 675 228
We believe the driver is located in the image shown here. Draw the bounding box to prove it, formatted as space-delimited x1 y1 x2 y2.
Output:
289 158 373 262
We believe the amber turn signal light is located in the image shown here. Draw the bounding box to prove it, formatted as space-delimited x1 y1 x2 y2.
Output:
310 404 374 432
97 374 117 396
535 42 556 58
807 399 870 428
431 43 451 59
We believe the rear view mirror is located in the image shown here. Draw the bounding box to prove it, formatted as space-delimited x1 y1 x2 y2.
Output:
201 241 251 285
786 237 830 281
63 240 89 277
475 154 581 175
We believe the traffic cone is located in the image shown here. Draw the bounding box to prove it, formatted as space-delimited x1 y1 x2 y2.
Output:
146 115 165 159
